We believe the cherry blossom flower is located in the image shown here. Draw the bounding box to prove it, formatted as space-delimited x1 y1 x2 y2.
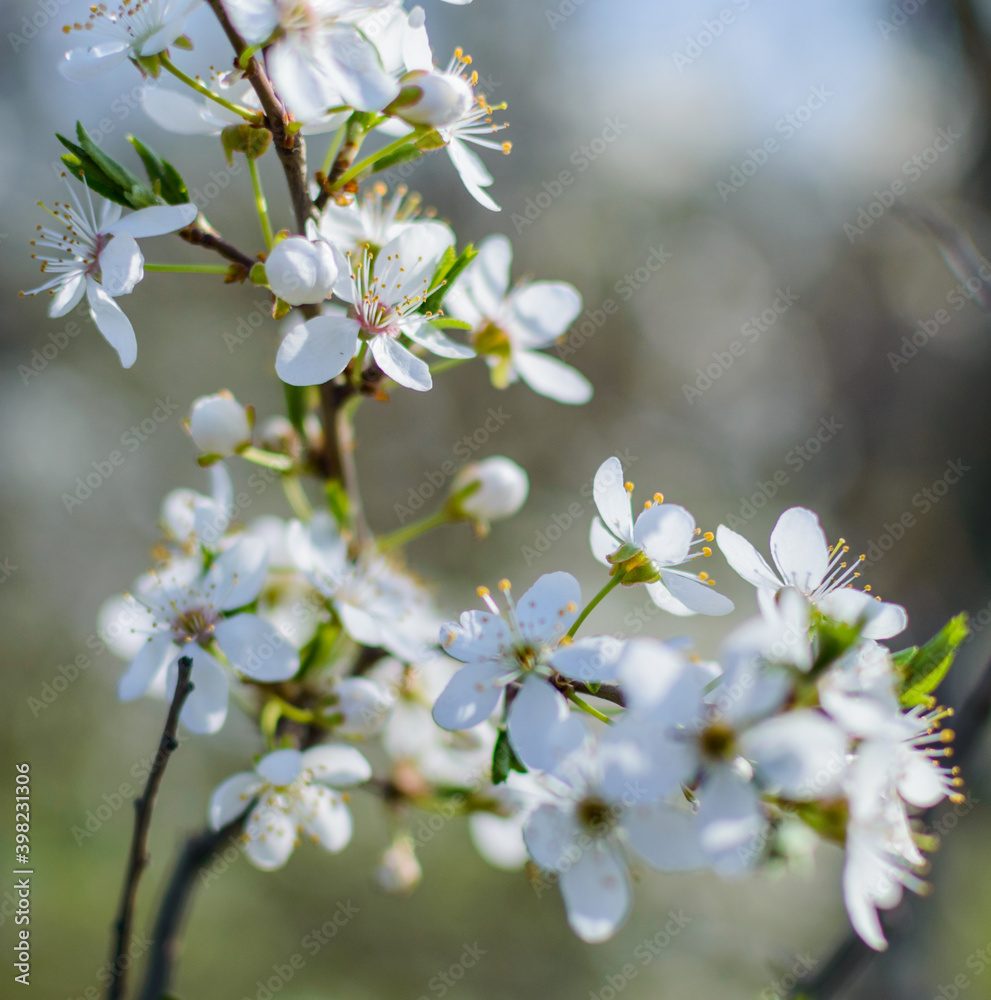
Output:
208 745 371 869
433 574 623 771
716 507 908 639
59 0 202 82
24 180 197 367
449 456 529 530
265 232 339 306
589 456 734 616
113 538 299 733
445 235 590 403
222 0 399 119
158 462 235 556
276 221 473 391
188 391 252 458
315 183 424 256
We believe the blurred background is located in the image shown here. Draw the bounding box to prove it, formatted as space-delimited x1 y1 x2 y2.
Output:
4 0 991 997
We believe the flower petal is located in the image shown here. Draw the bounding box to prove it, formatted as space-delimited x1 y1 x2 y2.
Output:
769 507 829 594
276 315 360 386
208 772 263 829
210 536 270 609
550 636 623 684
302 744 372 786
659 570 734 616
634 503 695 565
716 524 783 590
592 457 633 545
86 277 137 368
172 645 230 734
244 802 296 870
370 335 432 391
506 281 582 346
623 802 707 871
118 634 176 702
104 203 198 239
296 786 353 852
50 272 87 317
514 350 592 404
432 661 505 730
559 840 632 943
817 588 908 640
514 571 581 642
402 318 475 358
213 613 299 682
507 675 586 772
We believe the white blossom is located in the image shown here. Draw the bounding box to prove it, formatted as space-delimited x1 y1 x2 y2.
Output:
188 391 252 458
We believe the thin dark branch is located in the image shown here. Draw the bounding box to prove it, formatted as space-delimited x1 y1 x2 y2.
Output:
179 220 256 271
136 816 246 1000
203 0 314 233
557 678 627 708
798 653 991 999
105 655 194 1000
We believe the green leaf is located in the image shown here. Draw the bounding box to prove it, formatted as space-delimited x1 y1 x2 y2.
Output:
896 613 969 707
491 728 527 785
75 121 148 199
127 135 190 205
59 152 129 205
283 383 307 437
422 243 478 315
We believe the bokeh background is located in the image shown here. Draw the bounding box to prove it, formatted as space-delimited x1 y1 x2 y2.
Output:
4 0 991 997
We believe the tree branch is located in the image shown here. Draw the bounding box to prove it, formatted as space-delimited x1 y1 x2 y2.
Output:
136 816 246 1000
179 219 256 272
105 655 194 1000
203 0 314 233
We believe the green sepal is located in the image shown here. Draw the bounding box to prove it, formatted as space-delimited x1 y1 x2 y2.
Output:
415 128 446 151
132 52 162 78
606 542 641 565
272 297 291 320
421 243 478 315
895 613 969 707
325 479 350 529
283 382 307 437
368 142 425 175
491 728 527 785
810 617 864 675
620 562 661 585
127 135 190 205
172 35 194 50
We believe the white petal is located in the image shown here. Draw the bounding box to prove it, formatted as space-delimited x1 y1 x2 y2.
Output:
507 675 586 772
559 841 632 943
49 272 86 317
514 571 581 642
105 203 198 239
296 786 353 851
817 588 908 640
336 600 386 648
141 87 222 135
225 0 280 44
99 233 144 297
506 281 582 346
244 803 296 870
589 517 620 566
86 278 137 368
716 524 783 590
257 748 303 785
447 139 499 211
439 609 513 663
696 769 767 876
172 646 230 734
460 233 511 317
402 318 475 358
592 457 633 545
377 222 455 300
740 710 848 799
469 812 528 870
623 803 707 871
208 772 263 829
118 634 176 702
615 638 706 720
370 335 432 391
210 536 270 609
432 661 505 730
214 614 298 683
524 803 582 870
321 25 399 112
550 636 623 684
277 313 360 386
644 578 697 617
634 503 695 565
659 571 735 616
59 42 131 83
770 507 830 594
302 744 372 786
514 350 592 404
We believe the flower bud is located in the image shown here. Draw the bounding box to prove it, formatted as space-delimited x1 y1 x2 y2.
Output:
188 391 251 458
376 836 422 895
392 70 473 127
265 236 338 306
448 457 528 527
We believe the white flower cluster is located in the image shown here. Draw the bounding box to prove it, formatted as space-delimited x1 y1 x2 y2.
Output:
32 0 969 969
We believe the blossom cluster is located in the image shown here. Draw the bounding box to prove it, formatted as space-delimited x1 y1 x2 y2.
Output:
29 0 970 969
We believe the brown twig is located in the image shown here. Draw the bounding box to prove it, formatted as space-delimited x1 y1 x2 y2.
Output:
179 220 256 271
135 815 246 1000
105 655 194 1000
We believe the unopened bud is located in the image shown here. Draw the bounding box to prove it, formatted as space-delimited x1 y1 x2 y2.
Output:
376 836 422 895
449 457 528 527
390 71 473 127
265 236 338 306
188 391 251 459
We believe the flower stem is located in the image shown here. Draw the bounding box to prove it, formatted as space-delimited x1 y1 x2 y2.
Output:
378 509 451 551
144 263 233 274
248 158 274 250
567 691 614 725
159 52 260 121
239 445 293 471
282 475 312 522
567 575 622 638
334 133 419 189
322 124 347 175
